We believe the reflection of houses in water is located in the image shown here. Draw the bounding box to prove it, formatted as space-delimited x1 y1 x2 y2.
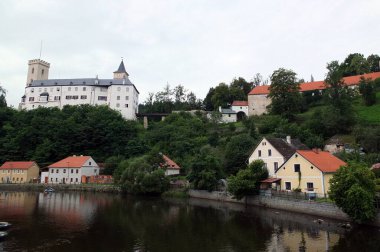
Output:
0 192 37 217
38 193 98 228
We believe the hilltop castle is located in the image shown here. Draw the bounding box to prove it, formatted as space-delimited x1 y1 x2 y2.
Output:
19 59 139 120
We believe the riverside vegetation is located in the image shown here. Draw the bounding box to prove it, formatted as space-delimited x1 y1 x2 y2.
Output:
1 52 380 223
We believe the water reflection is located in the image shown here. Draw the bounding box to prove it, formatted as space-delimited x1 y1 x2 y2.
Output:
0 192 379 252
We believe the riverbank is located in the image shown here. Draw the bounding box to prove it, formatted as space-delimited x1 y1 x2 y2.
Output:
188 189 380 227
0 183 122 193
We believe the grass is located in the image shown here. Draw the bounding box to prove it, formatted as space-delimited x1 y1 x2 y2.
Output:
162 189 189 198
354 92 380 125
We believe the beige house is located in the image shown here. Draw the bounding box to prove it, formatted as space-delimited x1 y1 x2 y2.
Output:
249 136 309 177
275 150 346 197
0 161 40 183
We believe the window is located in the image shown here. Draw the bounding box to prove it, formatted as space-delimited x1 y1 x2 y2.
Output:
83 87 86 91
44 88 47 92
125 96 129 100
125 104 129 108
72 95 79 100
56 178 58 182
274 162 278 171
71 169 73 173
75 87 78 91
31 88 34 93
21 178 23 182
42 69 44 75
126 87 129 92
54 96 60 101
63 169 66 173
116 103 120 108
117 87 121 91
70 178 73 182
285 182 291 190
56 169 59 173
101 88 107 92
57 88 60 91
81 95 87 99
32 68 34 74
294 164 300 172
68 87 71 91
51 178 53 182
268 149 272 156
76 169 79 174
66 95 72 100
258 150 261 157
98 96 107 101
117 96 120 100
89 162 92 165
76 178 78 182
17 178 19 181
51 169 54 173
94 169 97 174
39 88 42 92
307 182 314 191
29 97 35 101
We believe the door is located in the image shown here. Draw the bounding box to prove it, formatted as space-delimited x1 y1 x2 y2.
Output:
44 176 48 183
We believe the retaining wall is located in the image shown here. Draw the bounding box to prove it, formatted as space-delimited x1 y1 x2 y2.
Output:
188 189 380 226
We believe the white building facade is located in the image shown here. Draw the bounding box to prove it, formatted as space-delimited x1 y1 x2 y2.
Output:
46 156 99 184
19 59 139 120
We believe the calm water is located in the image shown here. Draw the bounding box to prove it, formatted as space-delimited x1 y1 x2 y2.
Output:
0 192 379 252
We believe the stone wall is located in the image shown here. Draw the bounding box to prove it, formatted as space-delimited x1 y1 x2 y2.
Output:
188 189 380 226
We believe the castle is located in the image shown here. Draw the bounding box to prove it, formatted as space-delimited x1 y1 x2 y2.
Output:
19 59 139 120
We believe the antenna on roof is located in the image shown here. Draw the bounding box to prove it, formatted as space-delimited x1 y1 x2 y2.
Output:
39 40 43 59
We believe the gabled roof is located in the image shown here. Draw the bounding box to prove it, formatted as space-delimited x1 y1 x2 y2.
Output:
248 72 380 95
0 161 36 170
266 138 309 160
232 100 248 106
48 156 92 168
297 150 346 173
162 155 180 169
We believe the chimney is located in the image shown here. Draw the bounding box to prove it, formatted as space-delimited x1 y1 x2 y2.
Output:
312 148 320 154
286 136 291 144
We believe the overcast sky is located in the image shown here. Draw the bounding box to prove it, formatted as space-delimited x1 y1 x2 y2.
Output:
1 0 379 107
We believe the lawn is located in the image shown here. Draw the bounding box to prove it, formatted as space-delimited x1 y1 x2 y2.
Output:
354 92 380 125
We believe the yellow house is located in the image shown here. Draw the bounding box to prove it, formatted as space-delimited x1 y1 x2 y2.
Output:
275 150 346 197
0 161 40 183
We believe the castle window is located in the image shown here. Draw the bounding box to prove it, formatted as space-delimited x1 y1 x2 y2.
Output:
125 96 129 100
57 88 60 91
125 104 129 108
66 96 72 100
75 87 78 91
116 103 120 108
68 87 71 91
54 96 60 101
31 88 34 93
44 88 47 92
98 96 107 101
126 87 129 92
39 88 42 92
29 97 35 101
72 95 79 100
42 69 44 75
117 87 121 91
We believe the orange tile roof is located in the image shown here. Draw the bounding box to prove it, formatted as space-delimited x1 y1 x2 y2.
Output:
0 161 36 170
232 100 248 106
162 155 180 169
297 150 346 173
248 72 380 95
48 156 91 168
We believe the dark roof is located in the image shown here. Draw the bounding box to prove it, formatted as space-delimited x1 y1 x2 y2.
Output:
267 138 309 160
40 92 49 96
113 60 129 75
220 108 237 114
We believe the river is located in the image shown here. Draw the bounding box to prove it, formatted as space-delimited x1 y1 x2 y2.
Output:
0 191 379 251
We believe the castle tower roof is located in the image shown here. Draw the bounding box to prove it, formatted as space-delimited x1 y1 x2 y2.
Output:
113 60 129 76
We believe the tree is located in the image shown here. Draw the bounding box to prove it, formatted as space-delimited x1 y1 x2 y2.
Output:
187 146 223 191
329 162 376 223
341 53 370 77
227 160 268 200
323 61 356 134
268 68 302 119
211 83 230 109
358 77 376 106
230 77 253 96
0 84 6 108
224 134 256 175
367 54 380 72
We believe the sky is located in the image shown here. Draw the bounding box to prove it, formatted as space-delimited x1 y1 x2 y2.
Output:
0 0 379 107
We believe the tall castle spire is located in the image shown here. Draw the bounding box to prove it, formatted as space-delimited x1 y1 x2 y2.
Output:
113 59 129 79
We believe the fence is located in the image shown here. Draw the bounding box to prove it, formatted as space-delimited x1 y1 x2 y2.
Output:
260 189 327 201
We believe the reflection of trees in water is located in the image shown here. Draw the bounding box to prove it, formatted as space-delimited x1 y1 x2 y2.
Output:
331 226 380 252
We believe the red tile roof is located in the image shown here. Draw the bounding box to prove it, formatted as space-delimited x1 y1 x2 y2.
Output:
232 100 248 106
261 178 281 183
162 155 180 169
248 72 380 95
297 150 346 173
48 156 91 168
0 161 36 170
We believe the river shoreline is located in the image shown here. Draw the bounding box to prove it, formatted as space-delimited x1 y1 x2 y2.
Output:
0 183 122 193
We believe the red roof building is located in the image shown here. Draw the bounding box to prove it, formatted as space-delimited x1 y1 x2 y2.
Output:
162 155 180 176
0 161 40 184
231 100 248 106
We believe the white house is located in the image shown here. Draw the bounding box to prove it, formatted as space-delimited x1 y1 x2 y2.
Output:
248 136 309 177
231 100 248 120
162 155 181 176
46 155 99 184
19 59 139 120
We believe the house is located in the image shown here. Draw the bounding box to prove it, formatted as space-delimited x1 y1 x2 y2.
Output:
218 107 237 123
45 155 99 184
0 161 40 183
248 136 309 177
324 135 346 154
162 155 180 176
275 149 346 197
231 100 248 120
19 59 139 120
248 72 380 116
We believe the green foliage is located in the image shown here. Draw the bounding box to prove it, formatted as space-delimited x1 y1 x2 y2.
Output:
118 155 170 195
353 126 380 153
341 53 370 77
187 146 223 191
227 160 268 200
329 162 376 223
103 155 125 175
367 54 380 73
268 68 302 119
359 77 376 106
224 134 256 175
0 85 6 108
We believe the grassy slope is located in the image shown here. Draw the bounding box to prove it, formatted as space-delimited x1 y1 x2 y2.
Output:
354 92 380 125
